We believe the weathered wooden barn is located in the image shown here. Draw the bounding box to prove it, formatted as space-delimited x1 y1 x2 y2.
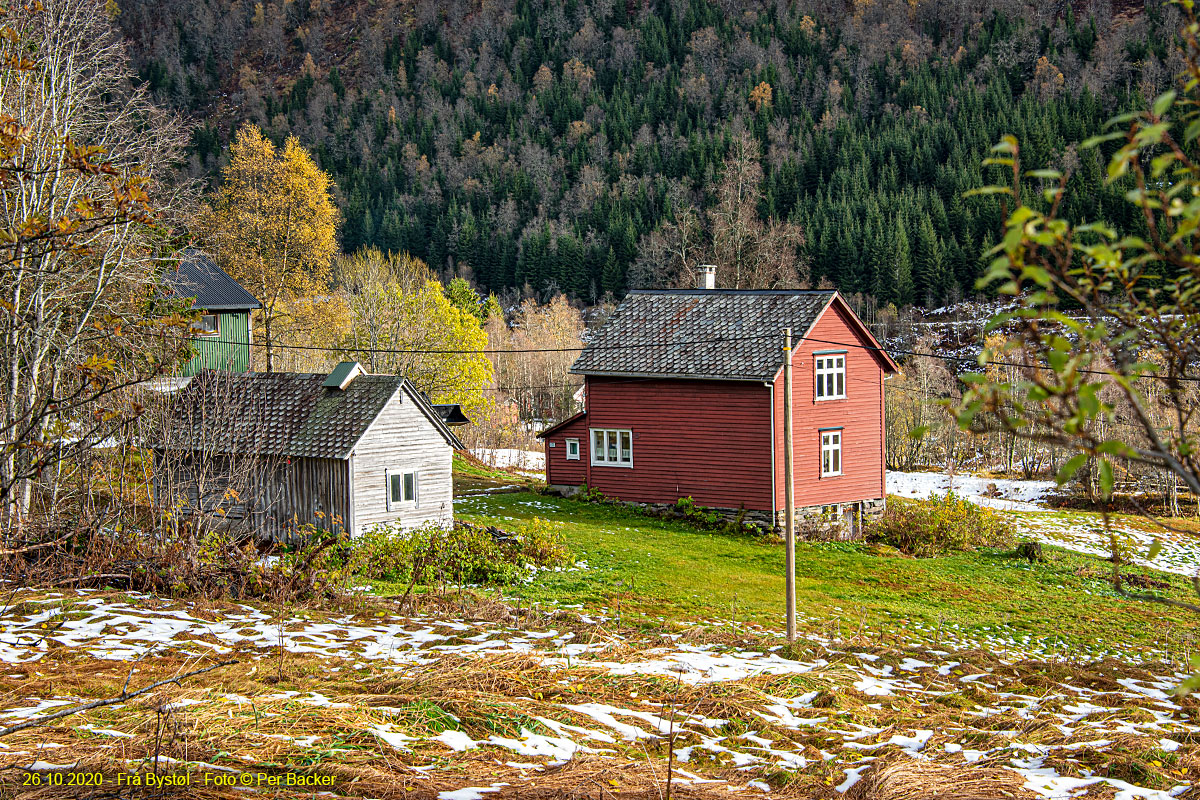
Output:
153 362 463 539
538 282 898 536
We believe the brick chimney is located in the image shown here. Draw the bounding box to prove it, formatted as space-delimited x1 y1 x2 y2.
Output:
698 264 716 290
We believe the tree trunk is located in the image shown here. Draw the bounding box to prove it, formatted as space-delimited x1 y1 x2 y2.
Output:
263 312 274 373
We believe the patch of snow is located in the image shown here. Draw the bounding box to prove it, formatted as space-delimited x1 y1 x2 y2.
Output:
470 449 544 473
370 724 414 751
485 728 583 763
76 724 133 738
594 647 823 685
435 730 478 751
835 763 874 793
853 674 899 697
562 703 659 740
438 784 509 800
0 698 74 719
888 470 1200 577
887 470 1053 511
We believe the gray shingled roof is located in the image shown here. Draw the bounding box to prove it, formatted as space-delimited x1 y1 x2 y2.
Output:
571 290 837 382
159 370 462 458
164 249 262 312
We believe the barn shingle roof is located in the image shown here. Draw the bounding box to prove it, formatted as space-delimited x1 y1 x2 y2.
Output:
158 370 461 458
571 290 837 382
163 249 262 312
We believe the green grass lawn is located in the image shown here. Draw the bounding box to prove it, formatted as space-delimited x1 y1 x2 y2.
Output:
451 452 519 480
451 491 1198 659
451 452 540 497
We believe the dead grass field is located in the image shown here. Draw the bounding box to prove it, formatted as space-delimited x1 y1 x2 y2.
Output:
2 588 1197 800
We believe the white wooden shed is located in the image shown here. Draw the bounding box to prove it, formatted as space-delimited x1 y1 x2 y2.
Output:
153 362 463 538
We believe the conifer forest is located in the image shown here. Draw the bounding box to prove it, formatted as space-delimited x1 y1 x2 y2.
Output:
117 0 1175 306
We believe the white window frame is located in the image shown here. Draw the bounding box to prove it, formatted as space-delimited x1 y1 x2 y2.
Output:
385 468 420 510
565 437 580 460
191 313 220 337
820 429 843 477
590 428 633 468
814 352 846 400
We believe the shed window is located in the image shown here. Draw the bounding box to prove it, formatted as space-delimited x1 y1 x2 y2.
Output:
565 438 580 460
590 428 633 467
386 469 419 510
192 314 219 337
821 430 842 477
815 354 846 400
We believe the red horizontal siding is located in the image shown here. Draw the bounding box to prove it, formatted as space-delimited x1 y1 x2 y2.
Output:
548 296 888 516
774 299 886 509
581 377 774 511
544 414 589 486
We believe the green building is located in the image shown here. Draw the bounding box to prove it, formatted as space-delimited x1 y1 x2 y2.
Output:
164 250 262 375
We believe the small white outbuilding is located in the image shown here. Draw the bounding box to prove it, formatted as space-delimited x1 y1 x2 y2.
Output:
152 362 464 539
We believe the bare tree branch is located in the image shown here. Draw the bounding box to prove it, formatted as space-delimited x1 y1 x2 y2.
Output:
0 660 237 738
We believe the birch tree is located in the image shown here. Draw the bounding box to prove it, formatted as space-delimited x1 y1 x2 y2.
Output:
199 124 339 372
339 250 493 414
629 136 805 290
709 134 805 289
0 0 191 536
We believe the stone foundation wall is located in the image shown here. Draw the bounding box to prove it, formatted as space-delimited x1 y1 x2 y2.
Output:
636 502 776 533
774 497 885 541
544 485 885 540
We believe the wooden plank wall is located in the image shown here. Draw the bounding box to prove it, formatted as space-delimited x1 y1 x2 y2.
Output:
774 299 887 510
582 377 775 511
270 456 351 538
153 451 350 540
543 415 589 487
349 387 454 535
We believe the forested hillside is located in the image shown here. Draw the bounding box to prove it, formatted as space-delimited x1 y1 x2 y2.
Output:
116 0 1178 305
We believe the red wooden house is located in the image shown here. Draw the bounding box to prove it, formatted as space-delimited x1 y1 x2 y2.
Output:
538 285 898 535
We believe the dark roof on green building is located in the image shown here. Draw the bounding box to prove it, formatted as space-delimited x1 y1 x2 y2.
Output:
159 368 462 458
571 290 838 382
164 249 262 312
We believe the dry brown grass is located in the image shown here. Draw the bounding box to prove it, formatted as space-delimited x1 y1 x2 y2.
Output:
2 590 1198 799
845 756 1040 800
0 644 809 797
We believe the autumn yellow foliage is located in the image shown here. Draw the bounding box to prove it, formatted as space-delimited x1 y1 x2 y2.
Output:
749 81 773 111
339 249 493 417
198 123 340 371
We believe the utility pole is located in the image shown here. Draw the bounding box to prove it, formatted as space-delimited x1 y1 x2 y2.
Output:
783 327 796 642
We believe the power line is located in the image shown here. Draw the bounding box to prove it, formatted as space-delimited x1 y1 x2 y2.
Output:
174 331 777 356
178 326 1200 385
799 333 1200 385
483 383 580 392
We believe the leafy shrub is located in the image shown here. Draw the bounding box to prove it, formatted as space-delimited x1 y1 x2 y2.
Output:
158 521 353 601
350 518 569 586
574 485 610 503
866 493 1010 557
673 496 726 527
345 523 419 583
513 516 569 564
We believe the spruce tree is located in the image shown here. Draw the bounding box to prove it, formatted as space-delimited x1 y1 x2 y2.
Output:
892 218 915 308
